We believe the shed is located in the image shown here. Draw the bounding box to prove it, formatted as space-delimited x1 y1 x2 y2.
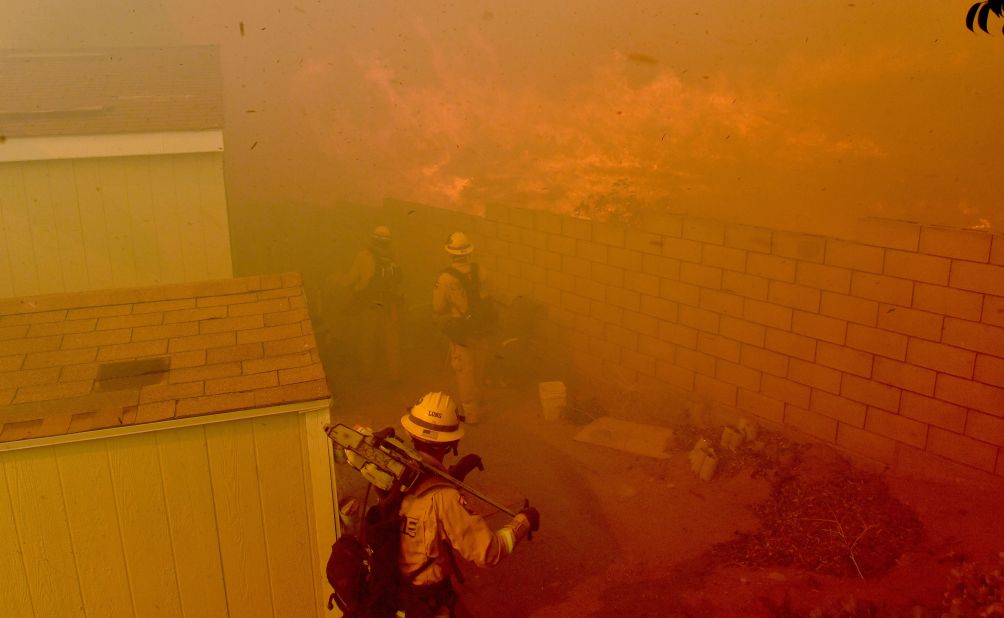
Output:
0 272 340 618
0 46 232 298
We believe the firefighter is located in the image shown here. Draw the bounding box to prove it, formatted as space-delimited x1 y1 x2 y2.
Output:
432 232 498 424
342 225 403 382
398 391 539 618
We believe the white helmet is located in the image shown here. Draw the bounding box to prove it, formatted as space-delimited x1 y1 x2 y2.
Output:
401 392 465 443
444 231 474 256
371 225 392 241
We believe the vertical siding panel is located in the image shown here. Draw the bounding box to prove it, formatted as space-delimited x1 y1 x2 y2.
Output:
0 163 40 296
149 156 186 284
173 155 209 282
46 159 89 293
107 433 184 617
156 426 229 618
21 161 65 294
100 157 138 287
3 447 85 617
0 166 17 297
300 409 339 616
198 153 233 278
124 157 162 284
253 414 316 618
204 420 275 617
72 158 114 290
57 440 135 618
0 452 35 617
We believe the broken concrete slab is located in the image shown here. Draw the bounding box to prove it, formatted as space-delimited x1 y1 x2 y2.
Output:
573 416 673 459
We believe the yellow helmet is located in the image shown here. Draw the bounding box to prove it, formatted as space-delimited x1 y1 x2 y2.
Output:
444 231 474 256
401 392 465 443
371 225 392 241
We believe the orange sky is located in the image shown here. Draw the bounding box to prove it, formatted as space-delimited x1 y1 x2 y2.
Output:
4 0 1003 236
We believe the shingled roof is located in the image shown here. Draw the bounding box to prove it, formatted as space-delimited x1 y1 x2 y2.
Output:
0 272 330 444
0 46 224 138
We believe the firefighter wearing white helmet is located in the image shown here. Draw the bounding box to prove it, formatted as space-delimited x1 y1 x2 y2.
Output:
333 224 403 382
433 232 499 425
398 392 539 618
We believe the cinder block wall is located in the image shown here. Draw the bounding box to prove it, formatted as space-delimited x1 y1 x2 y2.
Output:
383 199 1004 481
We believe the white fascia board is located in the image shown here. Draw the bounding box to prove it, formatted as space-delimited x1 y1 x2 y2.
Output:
0 398 331 453
0 129 224 162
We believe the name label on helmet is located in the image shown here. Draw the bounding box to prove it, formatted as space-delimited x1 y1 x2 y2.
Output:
428 410 442 418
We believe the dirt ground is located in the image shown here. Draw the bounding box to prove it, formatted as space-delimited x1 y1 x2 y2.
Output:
325 334 1004 618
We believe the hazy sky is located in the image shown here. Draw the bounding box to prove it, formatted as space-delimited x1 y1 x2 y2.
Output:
5 1 1003 236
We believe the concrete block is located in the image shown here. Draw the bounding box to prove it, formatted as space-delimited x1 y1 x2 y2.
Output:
658 322 698 349
683 217 725 245
865 407 927 448
719 316 766 347
725 224 772 253
836 424 897 465
679 305 720 334
639 295 678 322
820 291 878 326
662 237 703 263
772 231 826 263
721 426 744 451
964 410 1004 448
743 299 792 330
625 272 660 297
592 221 626 247
715 359 761 392
738 388 785 424
919 226 992 262
816 342 873 378
764 328 816 361
702 244 747 272
855 217 921 251
661 280 701 305
975 354 1004 388
810 390 866 427
900 392 966 432
846 323 908 361
723 271 769 301
577 240 608 263
906 339 975 378
788 358 842 394
700 289 744 318
625 228 666 255
825 239 885 274
935 374 1004 417
926 427 998 472
747 253 796 282
943 318 1004 358
792 310 847 345
884 250 951 286
698 333 741 363
873 357 936 397
784 404 838 442
850 272 913 307
876 305 943 341
573 416 674 459
609 247 644 271
796 262 852 294
680 263 723 290
562 215 593 241
740 344 789 377
981 295 1004 328
991 233 1004 266
591 263 624 287
950 261 1004 297
676 348 717 376
762 374 811 408
641 254 681 279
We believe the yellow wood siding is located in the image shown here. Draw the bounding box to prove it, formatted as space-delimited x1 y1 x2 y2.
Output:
0 153 233 298
0 407 337 618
